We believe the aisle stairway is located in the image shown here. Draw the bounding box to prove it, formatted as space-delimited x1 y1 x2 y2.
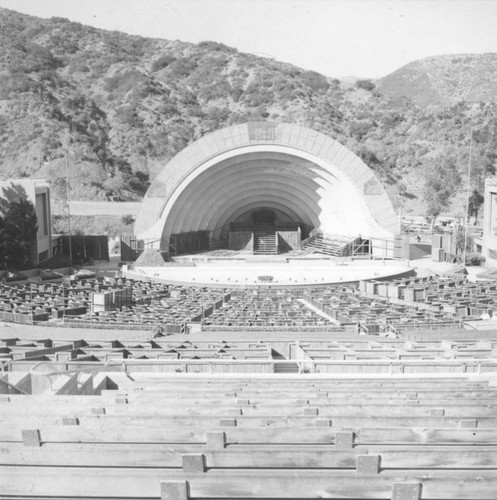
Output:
271 350 299 373
253 214 277 255
302 230 360 257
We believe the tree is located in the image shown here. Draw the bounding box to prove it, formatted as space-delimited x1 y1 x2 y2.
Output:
121 214 135 225
0 197 38 270
468 189 484 224
0 216 6 270
423 156 461 230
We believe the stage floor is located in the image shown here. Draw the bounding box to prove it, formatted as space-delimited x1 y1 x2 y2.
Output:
130 258 413 287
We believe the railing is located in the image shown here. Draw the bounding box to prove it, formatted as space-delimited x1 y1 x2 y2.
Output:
201 325 347 333
351 238 371 257
53 357 497 375
394 320 464 332
0 311 36 324
60 319 155 331
30 319 185 334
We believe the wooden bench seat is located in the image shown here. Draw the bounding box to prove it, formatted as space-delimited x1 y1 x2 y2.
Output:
2 442 497 469
4 392 497 406
2 425 496 445
2 364 497 499
4 413 495 428
2 466 497 498
1 403 495 418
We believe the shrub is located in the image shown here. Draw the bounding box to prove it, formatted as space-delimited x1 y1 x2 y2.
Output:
445 253 462 264
197 41 234 52
151 54 176 72
115 105 144 128
299 71 329 92
166 57 198 79
104 69 146 94
465 252 485 266
121 214 135 225
350 120 374 139
356 79 376 91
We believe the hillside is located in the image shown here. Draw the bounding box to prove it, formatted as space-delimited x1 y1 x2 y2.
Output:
0 7 496 221
377 53 497 106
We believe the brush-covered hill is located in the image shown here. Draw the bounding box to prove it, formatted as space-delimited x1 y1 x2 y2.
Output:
377 53 497 106
0 7 496 219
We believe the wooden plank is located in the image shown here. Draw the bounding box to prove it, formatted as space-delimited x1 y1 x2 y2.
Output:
6 382 494 397
1 466 497 498
123 381 492 390
1 425 496 445
7 386 497 399
126 385 495 394
1 442 496 469
3 397 496 410
128 375 485 384
2 414 496 430
107 395 497 405
8 391 497 402
1 402 495 417
124 378 492 387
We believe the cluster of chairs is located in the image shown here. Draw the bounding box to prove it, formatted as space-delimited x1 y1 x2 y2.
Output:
304 282 466 334
361 275 497 318
1 366 497 499
0 281 93 322
203 289 329 328
0 279 229 330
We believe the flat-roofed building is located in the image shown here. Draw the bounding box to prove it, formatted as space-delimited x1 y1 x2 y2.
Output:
482 177 497 267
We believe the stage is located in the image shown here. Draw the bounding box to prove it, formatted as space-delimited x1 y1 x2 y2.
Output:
127 255 414 288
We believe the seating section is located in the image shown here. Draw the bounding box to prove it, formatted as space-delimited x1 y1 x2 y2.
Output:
1 275 497 334
2 337 496 375
294 338 497 373
1 371 497 499
0 339 275 373
0 278 229 331
304 275 497 334
203 289 335 329
2 273 497 498
361 275 497 318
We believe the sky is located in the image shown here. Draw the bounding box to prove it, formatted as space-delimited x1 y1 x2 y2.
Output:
0 0 496 78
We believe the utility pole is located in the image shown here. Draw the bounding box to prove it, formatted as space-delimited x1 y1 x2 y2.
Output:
65 130 73 266
463 126 473 266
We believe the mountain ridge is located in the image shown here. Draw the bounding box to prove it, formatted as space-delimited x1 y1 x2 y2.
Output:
0 7 496 220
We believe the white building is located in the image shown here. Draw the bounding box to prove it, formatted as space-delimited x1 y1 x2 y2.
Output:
482 177 497 267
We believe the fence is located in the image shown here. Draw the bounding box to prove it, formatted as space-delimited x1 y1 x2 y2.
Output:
0 311 49 324
60 319 185 333
100 357 497 375
394 320 464 333
201 325 348 333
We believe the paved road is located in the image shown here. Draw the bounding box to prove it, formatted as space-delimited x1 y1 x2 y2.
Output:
69 201 142 217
